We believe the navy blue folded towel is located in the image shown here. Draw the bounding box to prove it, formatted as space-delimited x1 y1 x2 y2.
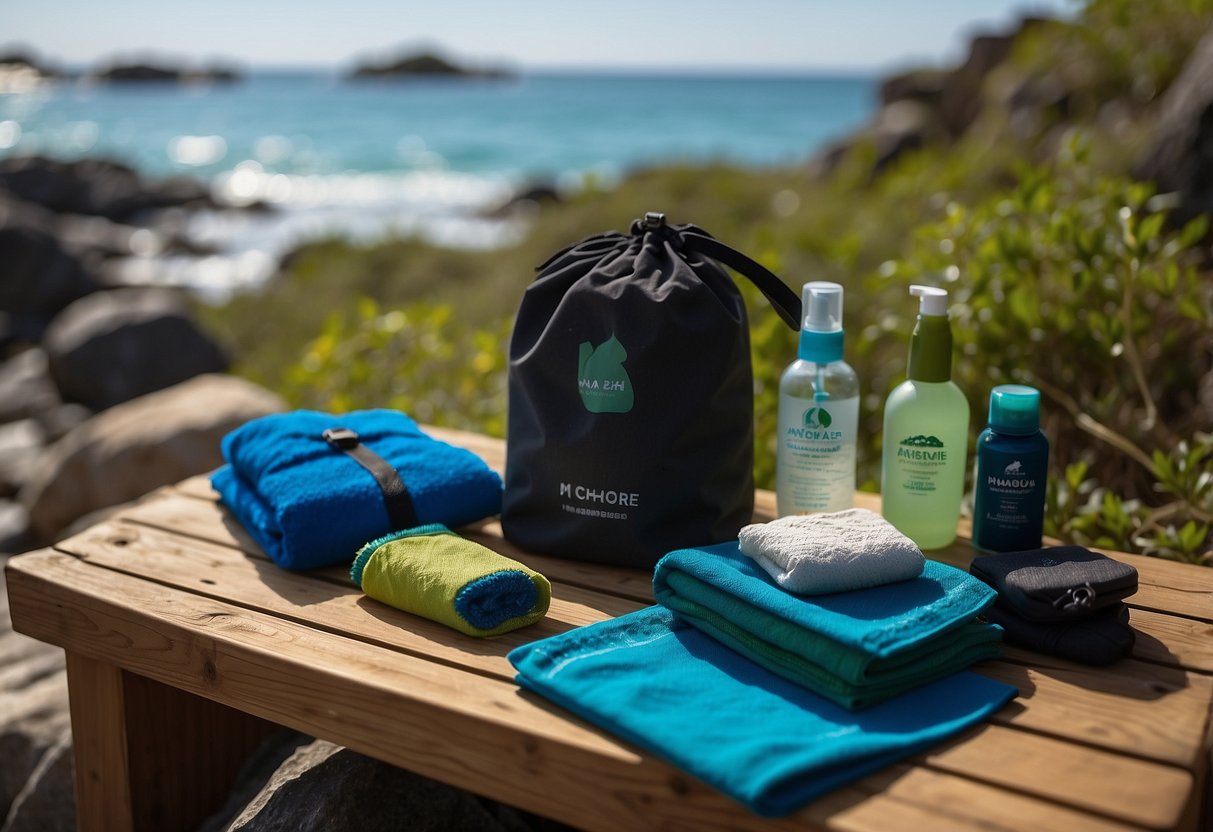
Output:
211 409 503 570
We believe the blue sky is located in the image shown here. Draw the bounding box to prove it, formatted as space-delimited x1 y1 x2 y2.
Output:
4 1 1072 72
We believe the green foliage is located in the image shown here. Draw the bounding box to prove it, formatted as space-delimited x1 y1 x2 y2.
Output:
281 298 510 438
1046 434 1213 565
201 0 1213 565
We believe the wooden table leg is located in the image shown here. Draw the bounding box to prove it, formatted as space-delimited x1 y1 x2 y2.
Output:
65 651 277 832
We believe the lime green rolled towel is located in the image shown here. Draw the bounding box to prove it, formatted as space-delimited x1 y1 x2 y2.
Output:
351 524 551 637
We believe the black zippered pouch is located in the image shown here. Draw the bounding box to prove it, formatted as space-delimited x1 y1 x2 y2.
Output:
969 545 1138 622
981 603 1134 666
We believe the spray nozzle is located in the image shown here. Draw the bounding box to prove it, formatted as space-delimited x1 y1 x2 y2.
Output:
797 281 845 364
909 284 948 316
802 281 843 333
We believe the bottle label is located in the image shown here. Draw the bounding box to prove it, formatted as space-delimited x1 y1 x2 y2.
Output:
892 433 951 494
777 396 858 513
974 447 1047 550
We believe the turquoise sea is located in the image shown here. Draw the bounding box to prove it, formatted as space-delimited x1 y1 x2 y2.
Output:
0 71 876 294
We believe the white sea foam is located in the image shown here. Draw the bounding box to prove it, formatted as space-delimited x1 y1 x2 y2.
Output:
111 164 528 301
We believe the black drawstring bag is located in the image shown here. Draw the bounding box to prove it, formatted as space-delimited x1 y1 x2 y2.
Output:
502 212 801 568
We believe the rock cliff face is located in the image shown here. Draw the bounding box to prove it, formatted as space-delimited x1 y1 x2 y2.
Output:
1135 29 1213 225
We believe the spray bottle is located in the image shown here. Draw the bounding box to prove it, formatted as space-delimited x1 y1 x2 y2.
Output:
776 281 859 515
880 285 970 549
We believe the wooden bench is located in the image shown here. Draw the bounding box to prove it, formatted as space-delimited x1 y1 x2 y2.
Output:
5 426 1212 832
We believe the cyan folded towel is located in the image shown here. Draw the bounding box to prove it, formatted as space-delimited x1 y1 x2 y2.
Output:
211 410 503 570
352 524 551 637
508 606 1016 817
739 509 925 595
652 542 1003 710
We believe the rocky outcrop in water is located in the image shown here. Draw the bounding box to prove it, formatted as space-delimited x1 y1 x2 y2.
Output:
348 51 512 81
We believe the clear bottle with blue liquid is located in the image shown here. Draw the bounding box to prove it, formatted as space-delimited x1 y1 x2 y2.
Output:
776 282 859 516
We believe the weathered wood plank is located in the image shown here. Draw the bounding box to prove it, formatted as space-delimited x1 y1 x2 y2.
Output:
118 493 658 603
115 490 1213 673
974 654 1213 770
918 723 1193 830
9 548 1144 832
45 519 1213 824
55 519 642 674
175 432 1213 624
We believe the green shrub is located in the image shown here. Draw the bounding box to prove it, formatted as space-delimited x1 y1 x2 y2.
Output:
282 298 510 438
880 137 1212 563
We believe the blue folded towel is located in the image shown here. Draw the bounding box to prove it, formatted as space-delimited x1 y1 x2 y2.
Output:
652 542 1002 709
508 606 1016 817
211 410 503 570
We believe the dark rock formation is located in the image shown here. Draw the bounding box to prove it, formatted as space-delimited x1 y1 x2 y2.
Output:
0 156 214 223
1 727 74 832
0 350 62 426
811 17 1048 177
201 738 556 832
19 373 284 542
41 288 228 411
349 51 511 81
0 575 69 824
1135 29 1213 227
483 183 562 219
90 62 241 84
0 221 99 341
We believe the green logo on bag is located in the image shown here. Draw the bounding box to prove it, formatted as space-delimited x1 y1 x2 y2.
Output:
577 333 633 413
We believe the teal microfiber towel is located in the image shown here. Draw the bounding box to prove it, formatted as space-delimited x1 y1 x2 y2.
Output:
211 410 502 570
352 525 551 637
652 541 1003 710
508 606 1016 817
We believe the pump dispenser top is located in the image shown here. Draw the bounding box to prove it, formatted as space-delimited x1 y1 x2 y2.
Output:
799 281 844 363
906 284 953 383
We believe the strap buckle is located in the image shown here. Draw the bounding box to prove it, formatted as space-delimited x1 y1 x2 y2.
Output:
323 427 361 450
1054 583 1097 612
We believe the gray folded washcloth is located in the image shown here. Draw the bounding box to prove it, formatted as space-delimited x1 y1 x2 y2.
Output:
738 509 925 595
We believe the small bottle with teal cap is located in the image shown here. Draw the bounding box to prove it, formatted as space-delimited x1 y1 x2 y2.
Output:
776 281 859 515
972 384 1050 553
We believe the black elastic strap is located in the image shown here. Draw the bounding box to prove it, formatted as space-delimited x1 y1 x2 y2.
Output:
323 427 418 529
679 230 802 331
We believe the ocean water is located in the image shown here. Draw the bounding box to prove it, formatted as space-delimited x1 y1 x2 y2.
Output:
0 72 875 296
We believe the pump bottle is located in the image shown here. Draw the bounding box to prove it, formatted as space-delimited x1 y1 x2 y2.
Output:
776 281 859 515
973 384 1050 552
880 285 969 549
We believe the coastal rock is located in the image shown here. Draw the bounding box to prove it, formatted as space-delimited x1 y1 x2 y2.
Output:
483 183 561 219
870 100 947 172
0 350 61 425
0 502 30 554
880 68 947 110
0 570 70 825
89 62 241 85
42 288 228 411
1135 29 1213 226
0 52 60 94
349 51 511 81
0 156 214 222
935 32 1019 138
207 739 538 832
19 373 285 542
0 623 69 825
0 420 45 499
1 728 74 832
0 221 98 327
